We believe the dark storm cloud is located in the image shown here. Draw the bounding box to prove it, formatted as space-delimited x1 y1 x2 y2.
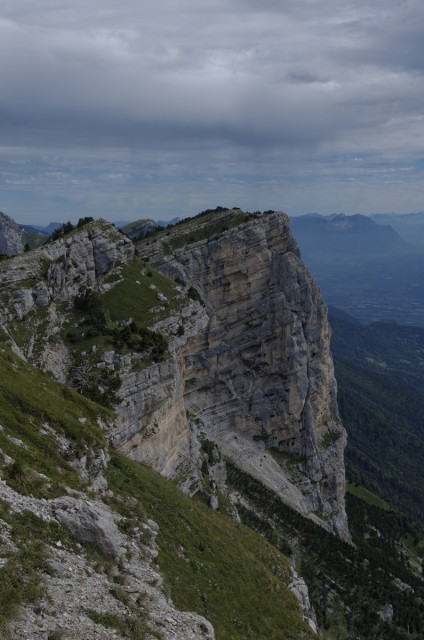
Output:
1 0 424 221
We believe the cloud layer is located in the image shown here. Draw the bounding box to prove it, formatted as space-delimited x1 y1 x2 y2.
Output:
1 0 424 222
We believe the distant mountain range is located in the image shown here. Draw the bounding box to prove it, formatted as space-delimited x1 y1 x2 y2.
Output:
291 213 407 261
20 222 61 235
291 213 424 326
294 209 424 249
371 211 424 248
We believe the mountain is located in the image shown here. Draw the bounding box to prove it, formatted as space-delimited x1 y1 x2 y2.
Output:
120 218 162 241
291 213 424 326
1 210 424 638
21 222 62 234
291 213 406 261
371 212 424 248
20 224 49 235
0 211 347 538
0 211 24 257
0 211 338 638
20 225 50 250
114 217 180 229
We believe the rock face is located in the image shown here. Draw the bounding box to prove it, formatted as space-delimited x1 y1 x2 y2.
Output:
125 212 348 538
123 218 161 241
289 569 318 634
0 211 24 256
0 220 134 324
52 496 125 559
0 212 348 538
113 301 209 481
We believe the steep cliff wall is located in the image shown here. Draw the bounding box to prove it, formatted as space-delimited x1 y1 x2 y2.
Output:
0 211 24 256
113 302 209 481
0 212 348 538
129 212 348 538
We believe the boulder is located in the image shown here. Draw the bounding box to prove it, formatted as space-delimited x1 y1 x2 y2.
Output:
52 497 124 559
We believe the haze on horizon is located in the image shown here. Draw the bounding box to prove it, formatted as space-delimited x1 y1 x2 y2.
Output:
2 0 424 225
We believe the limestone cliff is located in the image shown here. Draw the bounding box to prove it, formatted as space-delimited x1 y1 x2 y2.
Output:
122 211 348 538
0 211 24 256
0 212 348 539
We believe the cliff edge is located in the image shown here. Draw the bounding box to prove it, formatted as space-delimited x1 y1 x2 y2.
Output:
129 210 348 538
0 211 348 539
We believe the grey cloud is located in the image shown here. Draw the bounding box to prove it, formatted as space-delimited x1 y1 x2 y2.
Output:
2 0 424 221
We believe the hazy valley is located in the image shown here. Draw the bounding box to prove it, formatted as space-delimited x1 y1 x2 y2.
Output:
291 213 424 327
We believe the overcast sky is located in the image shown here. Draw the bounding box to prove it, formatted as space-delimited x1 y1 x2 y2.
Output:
1 0 424 224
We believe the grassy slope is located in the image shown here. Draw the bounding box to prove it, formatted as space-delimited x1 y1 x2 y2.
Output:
106 453 314 640
0 339 111 498
0 344 313 640
0 343 107 630
101 258 185 326
64 259 186 363
346 483 392 510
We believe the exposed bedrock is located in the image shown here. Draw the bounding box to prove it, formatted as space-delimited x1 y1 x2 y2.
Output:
117 213 348 539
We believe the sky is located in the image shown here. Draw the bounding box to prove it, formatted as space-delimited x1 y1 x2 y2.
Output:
2 0 424 225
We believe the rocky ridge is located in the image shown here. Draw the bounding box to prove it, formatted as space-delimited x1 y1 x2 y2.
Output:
0 211 24 257
0 211 347 539
121 218 161 241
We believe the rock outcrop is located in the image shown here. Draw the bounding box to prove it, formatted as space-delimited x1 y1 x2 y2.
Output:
0 212 348 539
0 220 134 362
0 477 215 640
122 211 348 538
0 211 24 256
123 218 161 241
52 496 125 559
289 569 318 634
0 220 134 317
